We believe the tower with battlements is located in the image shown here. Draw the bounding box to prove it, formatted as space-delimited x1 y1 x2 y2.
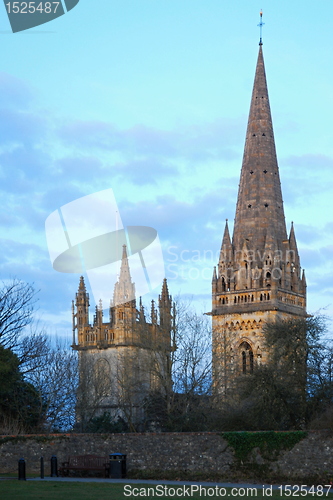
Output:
72 245 173 428
211 39 307 394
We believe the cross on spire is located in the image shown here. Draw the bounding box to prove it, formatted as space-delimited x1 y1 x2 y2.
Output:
258 10 264 46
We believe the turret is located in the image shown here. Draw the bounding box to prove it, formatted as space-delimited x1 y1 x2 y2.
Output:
159 278 172 330
112 245 136 341
113 245 136 306
75 276 90 328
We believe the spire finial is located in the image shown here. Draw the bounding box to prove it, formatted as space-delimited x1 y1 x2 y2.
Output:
258 10 264 46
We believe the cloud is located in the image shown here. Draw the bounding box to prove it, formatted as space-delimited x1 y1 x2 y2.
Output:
0 108 45 146
294 224 325 245
0 72 35 110
58 117 244 164
110 158 179 186
282 153 333 173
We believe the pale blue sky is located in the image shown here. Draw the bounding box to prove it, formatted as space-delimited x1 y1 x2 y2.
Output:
0 1 332 339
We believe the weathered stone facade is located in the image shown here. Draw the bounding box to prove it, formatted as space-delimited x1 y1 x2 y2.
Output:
211 44 307 393
72 246 174 425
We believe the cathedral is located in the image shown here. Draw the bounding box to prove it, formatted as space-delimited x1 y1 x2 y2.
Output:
72 245 174 426
211 40 307 394
71 30 308 420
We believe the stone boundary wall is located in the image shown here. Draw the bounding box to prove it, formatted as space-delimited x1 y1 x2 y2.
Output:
0 431 332 479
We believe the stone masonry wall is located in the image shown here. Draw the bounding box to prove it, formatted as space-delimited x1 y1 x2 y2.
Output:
0 431 332 479
0 433 233 475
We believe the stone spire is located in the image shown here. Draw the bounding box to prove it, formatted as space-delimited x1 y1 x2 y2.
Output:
219 220 233 263
289 221 300 267
113 245 136 306
75 276 89 327
232 45 287 256
159 278 172 329
211 35 306 396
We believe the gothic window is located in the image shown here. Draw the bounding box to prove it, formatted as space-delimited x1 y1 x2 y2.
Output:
239 341 254 375
222 277 226 291
242 351 246 373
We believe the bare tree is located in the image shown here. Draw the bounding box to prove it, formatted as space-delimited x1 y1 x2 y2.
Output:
143 300 213 431
172 305 212 396
27 340 79 431
0 279 37 350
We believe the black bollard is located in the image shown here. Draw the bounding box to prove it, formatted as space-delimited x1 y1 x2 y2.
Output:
18 458 26 481
50 455 58 477
40 456 44 479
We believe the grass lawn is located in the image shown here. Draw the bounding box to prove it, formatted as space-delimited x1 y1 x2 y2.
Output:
0 481 333 499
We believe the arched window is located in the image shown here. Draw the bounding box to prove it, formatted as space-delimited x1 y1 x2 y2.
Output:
250 351 254 373
242 351 246 374
222 277 226 291
239 341 254 375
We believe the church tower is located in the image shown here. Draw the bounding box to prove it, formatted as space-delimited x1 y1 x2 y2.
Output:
72 246 174 428
212 36 307 394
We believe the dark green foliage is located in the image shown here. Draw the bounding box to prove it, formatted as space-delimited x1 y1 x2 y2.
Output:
0 345 45 432
222 430 307 462
229 365 306 430
0 344 21 391
85 412 129 433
